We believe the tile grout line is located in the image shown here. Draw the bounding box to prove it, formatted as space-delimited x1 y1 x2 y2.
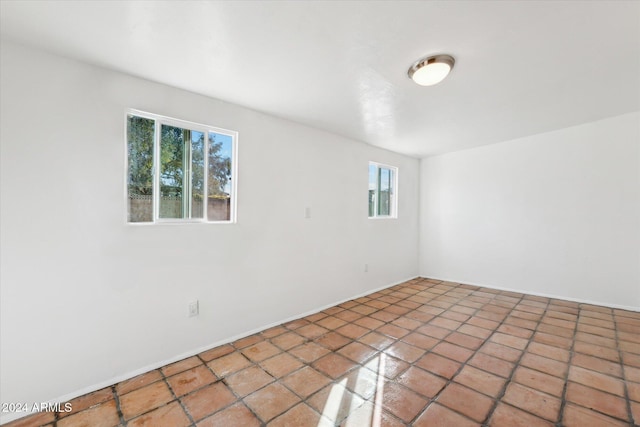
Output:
383 280 471 426
158 365 198 427
567 307 633 424
406 282 485 425
612 310 635 425
469 286 542 426
372 279 462 426
111 385 126 427
554 302 579 427
190 352 243 425
220 346 273 426
406 281 511 426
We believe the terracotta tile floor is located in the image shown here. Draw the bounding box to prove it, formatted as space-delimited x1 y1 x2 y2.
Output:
4 278 640 426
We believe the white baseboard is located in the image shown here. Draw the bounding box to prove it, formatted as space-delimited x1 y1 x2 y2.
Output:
420 275 640 313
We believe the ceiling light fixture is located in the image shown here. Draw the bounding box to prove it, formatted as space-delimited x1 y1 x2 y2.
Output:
408 54 455 86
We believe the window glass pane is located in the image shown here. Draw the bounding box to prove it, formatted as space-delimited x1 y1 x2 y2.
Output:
207 132 233 221
368 164 377 217
160 125 186 219
127 112 237 223
378 167 391 216
191 131 205 219
388 168 395 216
127 115 154 222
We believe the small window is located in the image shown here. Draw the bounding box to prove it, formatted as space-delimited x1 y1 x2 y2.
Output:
368 162 397 218
127 111 236 223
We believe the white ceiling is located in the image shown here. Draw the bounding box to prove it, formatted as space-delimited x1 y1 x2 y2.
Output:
1 1 639 157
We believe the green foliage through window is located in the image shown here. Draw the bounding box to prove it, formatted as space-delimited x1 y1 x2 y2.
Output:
127 112 236 223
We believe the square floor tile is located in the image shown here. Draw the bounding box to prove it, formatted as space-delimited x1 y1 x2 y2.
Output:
401 332 439 350
489 402 554 427
196 402 260 427
364 354 410 380
243 382 300 422
340 401 404 427
432 341 474 363
562 403 629 427
336 323 369 340
315 331 351 351
502 382 561 422
167 365 216 397
60 387 114 418
384 341 425 363
358 332 395 350
317 316 348 330
306 382 365 424
296 324 330 340
161 356 202 377
519 353 568 378
181 381 236 421
480 342 522 362
233 334 263 349
198 345 234 362
437 383 494 423
414 403 480 427
527 342 570 362
396 366 447 398
354 316 385 330
57 400 120 427
445 331 484 350
282 366 332 398
270 331 306 350
119 381 174 420
568 365 625 397
453 365 506 398
376 324 410 339
116 371 162 396
337 341 378 363
380 381 428 423
416 352 462 379
269 403 324 427
565 382 628 421
3 412 55 427
207 352 252 378
289 342 331 363
224 365 274 397
259 352 304 378
313 353 357 379
127 401 190 427
511 366 564 397
241 340 281 362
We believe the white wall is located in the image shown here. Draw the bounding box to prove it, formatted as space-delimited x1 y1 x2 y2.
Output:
0 40 419 421
420 112 640 310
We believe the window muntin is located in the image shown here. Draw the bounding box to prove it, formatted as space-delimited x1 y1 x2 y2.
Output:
127 111 236 223
368 162 397 218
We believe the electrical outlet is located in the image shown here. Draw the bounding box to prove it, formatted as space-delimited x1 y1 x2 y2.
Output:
188 300 199 317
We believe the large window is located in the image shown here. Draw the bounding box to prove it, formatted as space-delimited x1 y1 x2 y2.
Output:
368 162 397 218
127 111 237 223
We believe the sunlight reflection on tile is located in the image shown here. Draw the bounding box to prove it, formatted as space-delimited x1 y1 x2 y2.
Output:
320 378 348 423
373 353 386 427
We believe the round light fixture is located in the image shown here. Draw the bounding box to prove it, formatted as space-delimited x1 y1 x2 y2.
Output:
408 54 455 86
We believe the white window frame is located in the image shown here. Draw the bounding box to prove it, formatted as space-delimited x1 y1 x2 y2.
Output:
125 109 238 224
368 161 398 219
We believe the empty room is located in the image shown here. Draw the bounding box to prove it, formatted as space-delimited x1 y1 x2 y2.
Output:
1 1 639 426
